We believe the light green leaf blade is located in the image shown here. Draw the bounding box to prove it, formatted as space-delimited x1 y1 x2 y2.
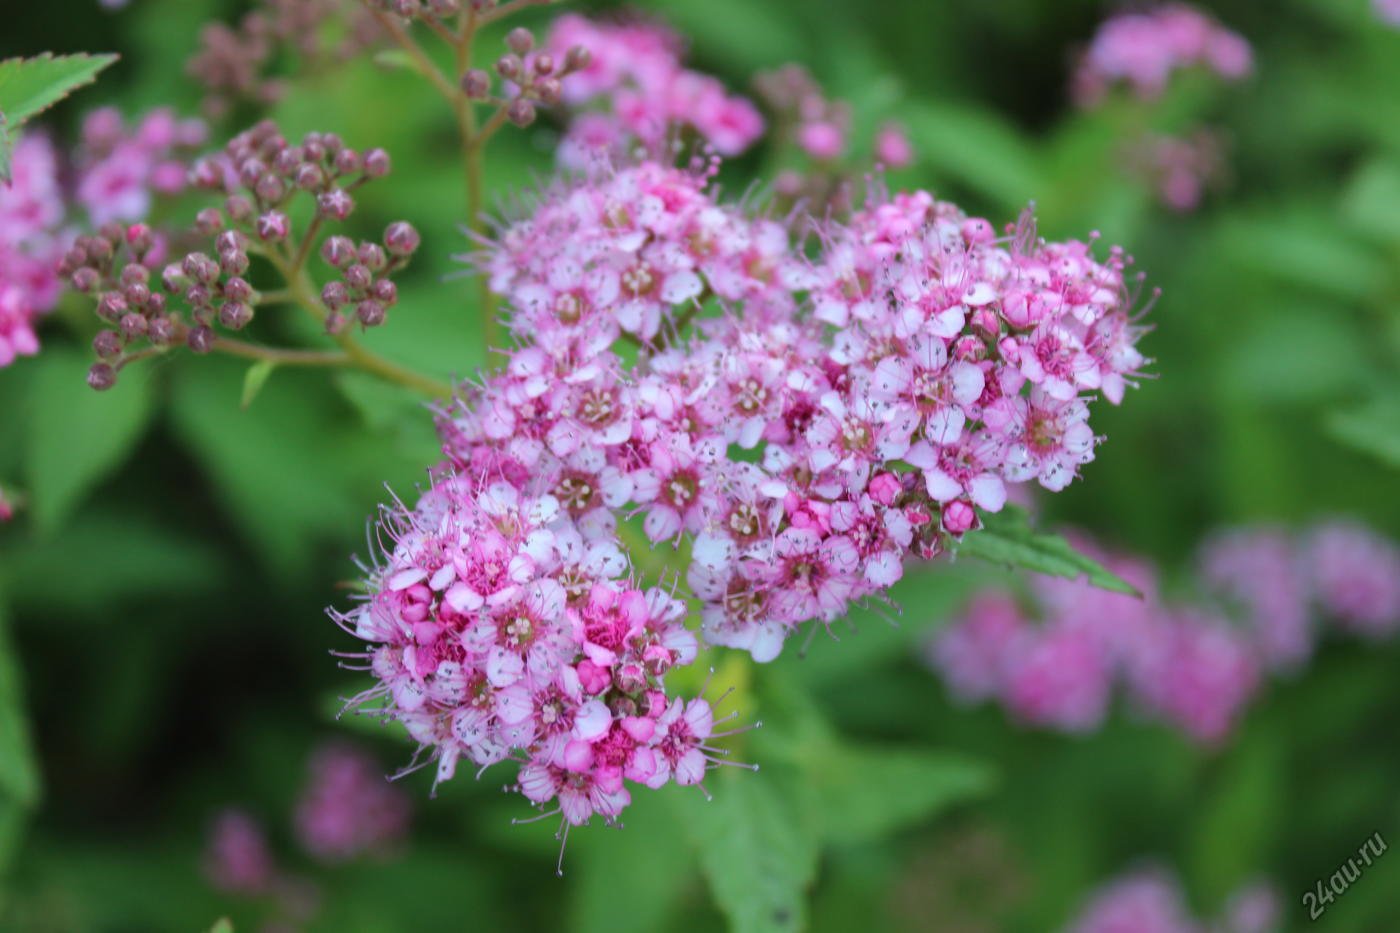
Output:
815 745 993 844
1327 393 1400 470
0 53 118 127
675 769 820 933
25 348 155 535
239 360 276 410
955 505 1141 596
905 101 1041 211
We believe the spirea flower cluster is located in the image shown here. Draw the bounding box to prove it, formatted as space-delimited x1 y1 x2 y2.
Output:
335 152 1150 837
1072 3 1252 106
1066 866 1280 933
926 520 1400 744
543 14 765 167
1 109 203 369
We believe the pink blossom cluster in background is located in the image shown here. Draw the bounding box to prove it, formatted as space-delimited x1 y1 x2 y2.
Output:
1072 4 1252 107
1377 0 1400 27
543 14 764 168
294 741 412 862
927 520 1400 744
0 109 202 369
1127 131 1226 213
339 151 1149 835
1066 866 1280 933
755 63 913 170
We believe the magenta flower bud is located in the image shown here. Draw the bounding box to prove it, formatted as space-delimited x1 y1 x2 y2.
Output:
148 315 176 345
273 147 303 176
317 189 355 221
869 472 902 506
147 292 168 315
321 236 356 268
219 301 253 330
161 263 187 293
384 221 420 256
321 132 344 154
254 173 287 203
187 325 215 354
345 263 373 291
362 148 391 178
256 211 290 242
641 644 673 677
506 99 536 128
195 208 225 235
563 45 591 73
302 138 326 163
615 662 646 694
324 311 347 335
575 660 611 695
428 0 460 15
183 253 218 284
389 0 420 16
532 53 554 77
96 292 128 322
295 163 326 191
321 281 350 311
191 158 225 190
223 277 253 303
495 55 521 80
220 250 250 277
226 195 254 222
238 158 267 189
356 300 385 327
961 218 995 244
123 281 151 309
126 223 155 254
333 149 362 177
358 243 387 271
534 78 562 106
506 27 534 55
93 330 123 359
461 69 492 100
85 236 114 263
87 363 117 392
119 312 148 339
942 500 977 536
215 230 247 255
71 267 101 293
120 263 150 287
185 284 212 309
371 279 397 306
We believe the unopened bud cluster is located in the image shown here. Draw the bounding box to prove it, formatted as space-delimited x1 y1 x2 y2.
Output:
458 26 591 129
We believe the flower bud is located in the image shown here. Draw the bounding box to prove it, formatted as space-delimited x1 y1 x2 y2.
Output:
161 263 187 293
71 267 101 293
384 221 420 257
148 315 177 346
254 172 287 203
220 250 250 277
428 0 460 14
531 53 554 77
333 148 362 177
534 77 562 105
321 236 357 268
358 243 387 272
119 312 148 339
187 325 216 353
362 148 391 178
256 211 290 242
495 55 521 80
356 299 385 327
563 46 591 73
219 301 253 330
96 292 128 322
87 363 117 391
322 280 350 311
123 281 151 309
317 188 355 221
225 195 254 222
461 69 492 100
195 208 225 235
126 223 155 255
215 230 248 255
942 500 977 536
507 99 536 127
324 311 347 335
371 279 398 306
223 277 253 303
345 263 373 291
93 330 123 359
295 163 326 191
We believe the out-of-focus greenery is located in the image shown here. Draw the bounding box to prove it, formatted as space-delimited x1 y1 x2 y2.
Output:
2 0 1399 930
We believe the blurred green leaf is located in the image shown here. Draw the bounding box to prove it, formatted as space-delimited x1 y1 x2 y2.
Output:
814 745 993 845
239 360 276 410
1217 210 1389 302
25 348 155 535
1219 307 1368 404
1327 392 1400 470
955 506 1141 596
0 52 117 127
905 102 1041 210
0 596 39 812
1342 158 1400 243
675 768 819 933
207 919 233 933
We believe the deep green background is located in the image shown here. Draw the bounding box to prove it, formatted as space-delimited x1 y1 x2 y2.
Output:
2 0 1400 930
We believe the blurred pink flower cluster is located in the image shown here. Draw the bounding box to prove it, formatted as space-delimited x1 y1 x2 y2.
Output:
205 741 409 922
1067 866 1279 933
543 14 764 168
927 520 1400 744
1127 131 1226 213
0 108 203 369
339 151 1149 838
754 63 913 170
1072 4 1252 106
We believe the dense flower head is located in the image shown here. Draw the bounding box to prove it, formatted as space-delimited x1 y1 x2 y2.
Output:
340 151 1151 842
0 136 67 368
1065 865 1280 933
1072 4 1252 106
927 519 1400 745
294 741 411 861
543 14 765 166
74 107 206 225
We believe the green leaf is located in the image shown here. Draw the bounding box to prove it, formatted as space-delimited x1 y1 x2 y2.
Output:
1327 392 1400 470
955 505 1141 596
239 360 276 410
905 102 1041 210
206 919 233 933
0 595 40 814
814 745 993 844
675 769 820 933
25 348 155 535
0 53 118 127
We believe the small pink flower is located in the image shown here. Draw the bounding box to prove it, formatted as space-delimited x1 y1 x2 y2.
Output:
873 123 914 169
204 809 276 895
797 120 845 160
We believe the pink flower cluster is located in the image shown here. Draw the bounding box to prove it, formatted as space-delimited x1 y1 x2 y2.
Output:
0 136 67 368
1072 4 1252 106
294 741 412 862
74 107 206 226
928 520 1400 744
340 151 1148 838
1127 131 1226 213
0 109 203 369
756 64 913 169
1067 866 1279 933
543 14 764 168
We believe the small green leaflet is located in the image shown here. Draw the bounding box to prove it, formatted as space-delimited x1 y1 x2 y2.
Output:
0 52 117 182
240 360 277 409
955 504 1142 596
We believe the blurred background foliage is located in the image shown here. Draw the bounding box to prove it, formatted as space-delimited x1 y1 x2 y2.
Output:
2 0 1400 930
